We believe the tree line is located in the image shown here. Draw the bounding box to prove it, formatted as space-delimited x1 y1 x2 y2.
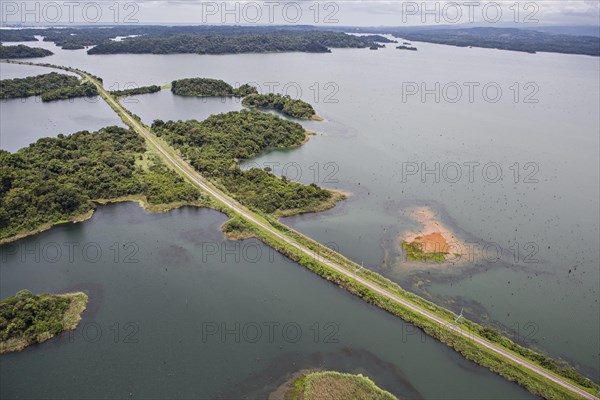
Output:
0 44 53 59
242 93 316 119
0 72 97 102
171 78 257 97
0 126 202 239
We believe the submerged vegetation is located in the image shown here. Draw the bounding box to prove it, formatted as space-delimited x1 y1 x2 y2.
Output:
0 72 97 101
171 78 257 97
0 44 53 59
242 93 318 119
0 290 88 353
286 371 396 400
152 110 338 215
0 126 203 240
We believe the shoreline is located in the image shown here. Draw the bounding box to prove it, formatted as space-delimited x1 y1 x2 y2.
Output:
0 196 210 245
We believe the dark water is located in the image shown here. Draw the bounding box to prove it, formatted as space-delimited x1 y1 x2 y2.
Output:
0 203 532 399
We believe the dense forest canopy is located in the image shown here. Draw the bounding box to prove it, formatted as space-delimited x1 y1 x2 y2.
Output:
87 30 377 55
0 30 38 42
0 127 202 239
1 290 69 345
242 93 316 119
0 72 97 101
171 78 257 97
152 110 332 214
110 85 162 97
0 44 53 59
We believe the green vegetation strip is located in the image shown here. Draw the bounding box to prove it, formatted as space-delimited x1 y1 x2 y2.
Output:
0 290 88 354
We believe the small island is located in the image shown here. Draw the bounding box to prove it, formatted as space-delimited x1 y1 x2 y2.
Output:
0 72 97 101
277 370 396 400
171 77 257 97
396 45 418 51
242 93 322 120
0 44 53 59
401 207 465 263
0 290 88 354
110 85 161 97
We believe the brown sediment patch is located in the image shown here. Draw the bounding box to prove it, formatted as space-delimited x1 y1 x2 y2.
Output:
401 207 466 258
412 232 449 254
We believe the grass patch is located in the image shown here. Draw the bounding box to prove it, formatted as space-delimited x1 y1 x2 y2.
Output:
402 240 447 262
287 371 396 400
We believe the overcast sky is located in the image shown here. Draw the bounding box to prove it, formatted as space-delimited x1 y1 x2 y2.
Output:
1 1 599 26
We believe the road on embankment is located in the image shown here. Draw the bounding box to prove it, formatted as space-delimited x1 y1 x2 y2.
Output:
3 60 590 400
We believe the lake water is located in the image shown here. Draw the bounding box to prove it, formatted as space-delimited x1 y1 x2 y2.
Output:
0 203 532 399
1 35 598 394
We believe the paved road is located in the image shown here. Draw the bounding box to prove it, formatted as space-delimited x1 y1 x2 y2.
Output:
86 70 598 400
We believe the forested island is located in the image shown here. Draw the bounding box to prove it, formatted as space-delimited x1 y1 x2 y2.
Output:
0 44 53 59
152 110 342 216
1 25 598 56
281 371 396 400
0 72 97 101
242 93 319 119
0 290 88 353
87 29 378 55
110 85 161 97
0 126 204 241
171 78 256 97
396 45 418 51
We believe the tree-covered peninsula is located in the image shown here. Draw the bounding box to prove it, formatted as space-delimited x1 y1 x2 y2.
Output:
152 110 342 216
0 126 204 241
171 78 256 97
0 290 88 353
242 93 318 119
0 72 97 101
0 44 53 59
